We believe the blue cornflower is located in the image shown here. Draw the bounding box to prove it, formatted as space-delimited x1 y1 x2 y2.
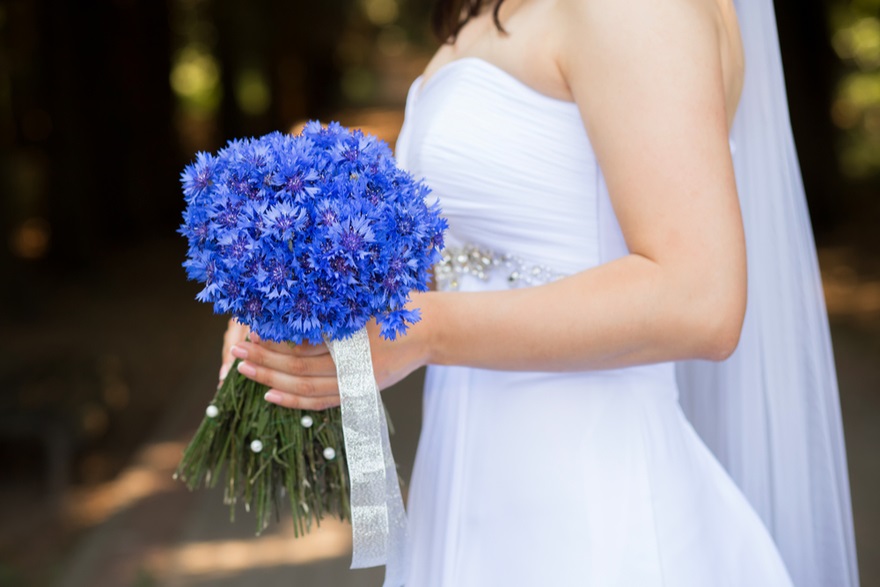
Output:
179 122 447 344
180 151 218 202
332 215 375 255
265 201 306 241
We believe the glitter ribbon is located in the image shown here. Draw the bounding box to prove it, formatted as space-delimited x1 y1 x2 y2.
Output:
326 327 408 587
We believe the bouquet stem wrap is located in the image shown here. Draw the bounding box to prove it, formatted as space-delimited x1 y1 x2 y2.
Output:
326 327 407 586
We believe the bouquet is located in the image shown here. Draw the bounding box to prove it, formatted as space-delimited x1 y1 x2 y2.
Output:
175 122 445 577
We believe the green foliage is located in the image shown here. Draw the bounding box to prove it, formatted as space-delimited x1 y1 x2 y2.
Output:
175 359 350 535
830 2 880 179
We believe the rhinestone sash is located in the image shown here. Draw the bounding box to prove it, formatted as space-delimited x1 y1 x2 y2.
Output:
434 244 566 291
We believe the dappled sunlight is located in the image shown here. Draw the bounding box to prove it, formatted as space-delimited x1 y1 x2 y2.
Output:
825 273 880 316
64 441 186 528
820 247 880 322
153 518 352 580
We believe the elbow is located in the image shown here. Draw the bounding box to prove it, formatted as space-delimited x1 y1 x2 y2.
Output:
699 317 742 361
695 304 745 361
689 285 746 362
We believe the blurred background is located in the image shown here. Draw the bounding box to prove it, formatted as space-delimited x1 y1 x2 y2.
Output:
0 0 878 585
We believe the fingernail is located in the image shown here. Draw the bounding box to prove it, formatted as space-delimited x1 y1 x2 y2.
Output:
219 364 230 380
230 345 248 359
237 362 256 377
264 391 283 404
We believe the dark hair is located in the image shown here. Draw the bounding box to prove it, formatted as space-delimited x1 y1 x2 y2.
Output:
432 0 507 42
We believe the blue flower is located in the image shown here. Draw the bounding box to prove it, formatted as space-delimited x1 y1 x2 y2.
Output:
264 201 306 241
179 122 447 344
180 151 219 202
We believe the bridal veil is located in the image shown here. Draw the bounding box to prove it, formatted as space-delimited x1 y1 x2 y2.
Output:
676 0 861 585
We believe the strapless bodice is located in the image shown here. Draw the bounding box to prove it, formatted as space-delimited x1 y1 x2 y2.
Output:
395 57 736 286
395 57 624 278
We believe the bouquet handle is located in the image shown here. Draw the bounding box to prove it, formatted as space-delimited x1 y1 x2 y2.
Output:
326 327 408 586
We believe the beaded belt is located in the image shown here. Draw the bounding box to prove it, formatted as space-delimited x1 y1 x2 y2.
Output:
434 244 566 291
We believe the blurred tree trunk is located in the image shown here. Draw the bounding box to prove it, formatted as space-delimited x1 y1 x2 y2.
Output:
774 0 842 235
213 0 350 139
41 0 175 267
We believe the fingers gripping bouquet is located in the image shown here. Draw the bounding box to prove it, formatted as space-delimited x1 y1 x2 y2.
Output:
176 122 445 582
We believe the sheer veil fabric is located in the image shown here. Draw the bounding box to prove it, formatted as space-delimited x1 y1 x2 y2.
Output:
676 0 860 585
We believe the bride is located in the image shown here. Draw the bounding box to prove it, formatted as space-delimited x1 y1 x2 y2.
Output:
223 0 860 585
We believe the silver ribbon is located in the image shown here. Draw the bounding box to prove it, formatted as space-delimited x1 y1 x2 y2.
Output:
326 327 408 587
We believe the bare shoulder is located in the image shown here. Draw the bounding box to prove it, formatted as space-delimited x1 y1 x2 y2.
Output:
552 0 721 63
553 0 719 28
552 0 743 123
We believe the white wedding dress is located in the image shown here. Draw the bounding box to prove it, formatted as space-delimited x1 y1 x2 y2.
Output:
393 57 794 587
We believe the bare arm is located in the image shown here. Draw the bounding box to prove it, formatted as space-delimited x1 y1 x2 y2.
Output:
422 0 745 371
232 0 746 407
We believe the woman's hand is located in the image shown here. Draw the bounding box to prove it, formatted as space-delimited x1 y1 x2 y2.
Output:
219 318 250 385
230 293 435 410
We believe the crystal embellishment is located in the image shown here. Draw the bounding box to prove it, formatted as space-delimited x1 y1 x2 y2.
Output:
435 244 566 291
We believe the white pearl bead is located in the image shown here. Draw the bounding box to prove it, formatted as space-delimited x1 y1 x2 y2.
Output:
323 447 336 460
300 415 314 428
250 439 264 453
205 405 220 418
